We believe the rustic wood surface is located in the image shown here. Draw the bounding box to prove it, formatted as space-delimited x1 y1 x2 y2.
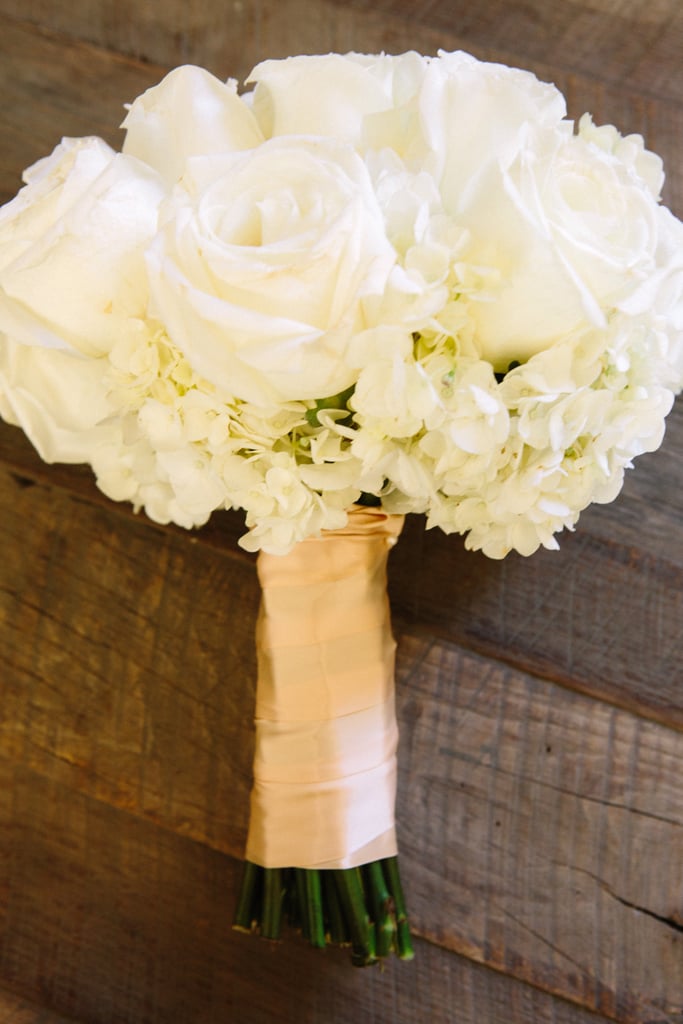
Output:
1 757 626 1024
0 3 682 1023
0 985 76 1024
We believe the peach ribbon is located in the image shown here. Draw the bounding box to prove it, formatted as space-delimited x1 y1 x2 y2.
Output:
245 506 404 869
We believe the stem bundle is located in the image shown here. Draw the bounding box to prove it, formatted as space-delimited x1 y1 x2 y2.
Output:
233 857 414 966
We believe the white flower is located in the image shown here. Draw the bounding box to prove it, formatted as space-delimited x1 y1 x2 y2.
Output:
0 338 116 463
122 65 264 186
231 451 351 554
616 206 683 390
248 51 428 148
419 50 567 211
0 136 164 357
352 349 439 437
155 446 228 522
449 121 664 371
577 113 664 199
146 136 397 404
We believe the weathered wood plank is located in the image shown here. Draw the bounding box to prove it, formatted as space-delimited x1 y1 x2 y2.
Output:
0 21 167 203
0 761 621 1024
0 985 77 1024
0 460 256 853
2 0 683 103
395 633 683 1022
1 463 682 1019
327 0 683 104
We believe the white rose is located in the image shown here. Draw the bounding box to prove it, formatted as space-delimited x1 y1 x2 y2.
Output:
247 51 428 148
618 205 683 390
577 113 664 199
419 51 567 212
146 137 397 403
0 135 164 357
456 122 664 370
122 65 263 187
0 337 116 463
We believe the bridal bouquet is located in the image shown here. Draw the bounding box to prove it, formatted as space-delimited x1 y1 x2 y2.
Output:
1 50 682 966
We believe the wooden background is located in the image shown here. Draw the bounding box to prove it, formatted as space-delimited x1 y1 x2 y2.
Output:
0 2 682 1022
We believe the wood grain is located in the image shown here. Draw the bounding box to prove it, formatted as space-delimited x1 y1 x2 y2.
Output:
0 761 621 1024
327 0 683 101
0 20 166 204
2 0 683 101
0 986 77 1024
1 463 682 1020
396 633 683 1022
0 460 256 853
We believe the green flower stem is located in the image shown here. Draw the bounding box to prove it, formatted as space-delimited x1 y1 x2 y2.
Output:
294 868 309 941
322 870 349 946
384 857 415 960
262 867 285 940
364 860 395 958
304 870 326 948
332 867 377 967
233 858 413 966
233 859 260 932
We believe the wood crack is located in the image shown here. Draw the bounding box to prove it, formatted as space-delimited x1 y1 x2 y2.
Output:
609 891 683 936
557 863 683 936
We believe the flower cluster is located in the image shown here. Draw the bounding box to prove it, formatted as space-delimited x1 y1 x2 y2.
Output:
0 51 681 556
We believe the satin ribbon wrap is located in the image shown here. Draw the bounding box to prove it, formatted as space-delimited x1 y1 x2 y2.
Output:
246 506 405 870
